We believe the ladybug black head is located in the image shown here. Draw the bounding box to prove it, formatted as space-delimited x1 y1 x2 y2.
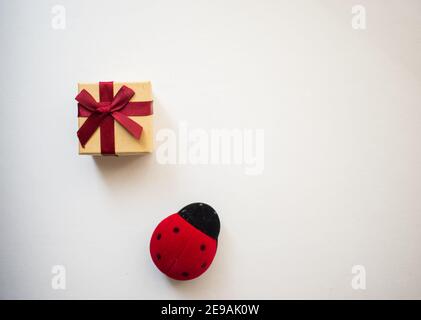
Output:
178 203 220 240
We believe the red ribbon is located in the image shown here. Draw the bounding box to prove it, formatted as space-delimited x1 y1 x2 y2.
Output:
76 82 153 155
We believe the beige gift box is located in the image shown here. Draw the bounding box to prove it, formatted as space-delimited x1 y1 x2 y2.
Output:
77 82 153 155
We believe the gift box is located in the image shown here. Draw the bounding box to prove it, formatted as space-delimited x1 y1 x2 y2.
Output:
76 81 153 155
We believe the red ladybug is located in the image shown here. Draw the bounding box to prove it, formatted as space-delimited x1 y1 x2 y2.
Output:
150 203 220 280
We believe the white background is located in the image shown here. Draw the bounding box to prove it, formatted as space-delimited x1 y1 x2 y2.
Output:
1 0 420 299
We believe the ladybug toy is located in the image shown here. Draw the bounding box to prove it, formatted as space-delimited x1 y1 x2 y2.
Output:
149 203 220 280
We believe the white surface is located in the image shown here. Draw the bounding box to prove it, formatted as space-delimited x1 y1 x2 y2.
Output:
1 0 421 299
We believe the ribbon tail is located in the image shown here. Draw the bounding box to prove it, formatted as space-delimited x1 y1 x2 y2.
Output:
77 113 106 147
112 111 143 139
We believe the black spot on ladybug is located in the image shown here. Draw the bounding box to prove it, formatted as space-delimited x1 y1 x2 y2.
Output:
157 233 161 240
201 262 207 268
178 203 220 240
200 244 206 251
156 253 161 260
181 272 189 277
173 227 180 233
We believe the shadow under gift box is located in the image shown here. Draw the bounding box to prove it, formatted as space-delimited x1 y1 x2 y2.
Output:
77 82 153 155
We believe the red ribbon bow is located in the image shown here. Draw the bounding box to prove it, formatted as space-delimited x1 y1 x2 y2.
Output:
76 82 152 155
